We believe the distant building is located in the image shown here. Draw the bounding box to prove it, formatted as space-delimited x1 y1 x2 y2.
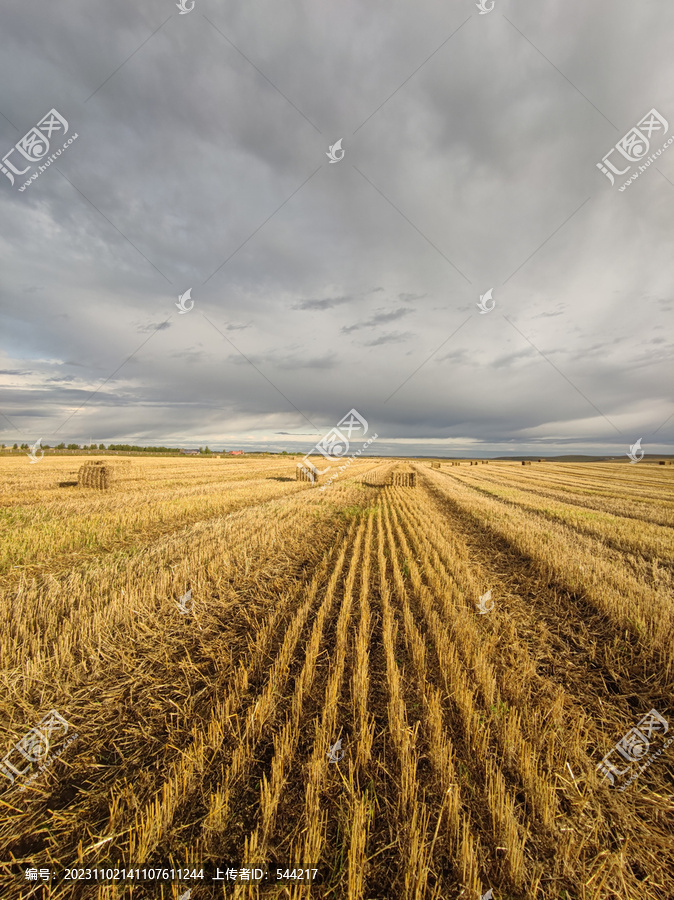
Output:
180 449 200 456
230 450 244 456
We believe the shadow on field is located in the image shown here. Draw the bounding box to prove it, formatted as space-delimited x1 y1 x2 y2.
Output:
58 481 79 487
267 476 295 482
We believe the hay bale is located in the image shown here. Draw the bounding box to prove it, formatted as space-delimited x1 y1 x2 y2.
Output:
430 462 440 469
296 463 321 484
522 461 531 466
391 471 416 487
78 460 118 489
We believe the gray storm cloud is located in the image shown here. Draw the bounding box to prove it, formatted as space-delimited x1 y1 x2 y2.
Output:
0 0 672 455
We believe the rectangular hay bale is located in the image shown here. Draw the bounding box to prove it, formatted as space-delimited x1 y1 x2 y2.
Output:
296 463 321 484
391 471 416 487
76 459 134 489
78 461 116 489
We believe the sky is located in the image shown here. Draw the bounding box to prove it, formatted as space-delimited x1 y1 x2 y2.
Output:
0 0 672 458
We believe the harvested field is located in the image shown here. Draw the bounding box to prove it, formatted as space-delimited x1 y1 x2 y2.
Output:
361 463 396 486
1 456 673 899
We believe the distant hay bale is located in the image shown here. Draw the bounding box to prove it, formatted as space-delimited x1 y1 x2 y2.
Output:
430 462 440 469
522 461 532 466
391 471 416 487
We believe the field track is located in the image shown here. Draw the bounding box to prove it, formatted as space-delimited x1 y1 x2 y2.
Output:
1 457 672 899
